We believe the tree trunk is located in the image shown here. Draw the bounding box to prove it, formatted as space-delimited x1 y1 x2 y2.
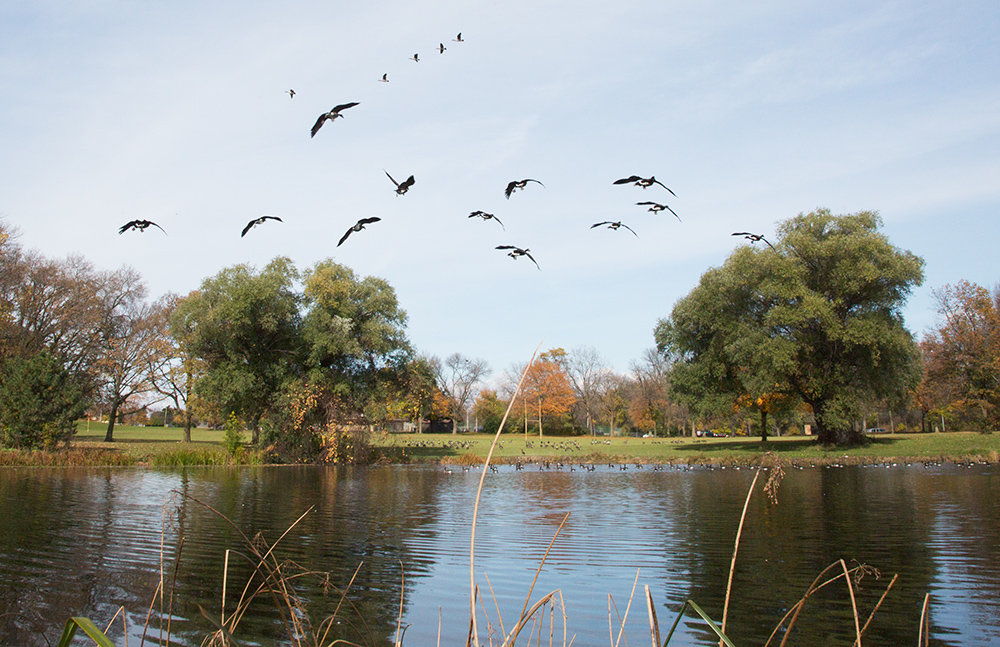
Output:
251 414 260 445
759 409 769 442
183 408 192 443
105 402 119 442
183 365 193 443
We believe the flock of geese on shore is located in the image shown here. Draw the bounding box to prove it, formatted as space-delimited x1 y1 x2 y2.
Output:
117 31 777 265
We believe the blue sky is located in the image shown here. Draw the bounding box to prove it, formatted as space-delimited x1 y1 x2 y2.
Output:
3 0 999 377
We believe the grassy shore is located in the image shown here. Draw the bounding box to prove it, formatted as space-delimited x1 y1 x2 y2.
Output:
391 430 1000 466
1 422 998 467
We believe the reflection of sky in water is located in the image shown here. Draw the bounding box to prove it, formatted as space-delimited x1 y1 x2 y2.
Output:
3 464 1000 646
400 468 731 647
927 494 1000 646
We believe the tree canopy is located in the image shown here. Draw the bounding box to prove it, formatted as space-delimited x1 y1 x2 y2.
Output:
919 280 1000 429
174 257 302 443
655 209 924 445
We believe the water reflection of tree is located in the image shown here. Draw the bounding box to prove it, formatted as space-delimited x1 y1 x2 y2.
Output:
0 470 178 646
672 467 946 646
166 466 445 646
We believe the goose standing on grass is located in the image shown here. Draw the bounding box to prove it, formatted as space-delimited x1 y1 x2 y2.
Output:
119 220 166 235
338 217 381 247
310 102 359 138
504 178 544 199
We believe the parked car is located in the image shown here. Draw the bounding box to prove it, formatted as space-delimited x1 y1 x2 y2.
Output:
866 427 887 434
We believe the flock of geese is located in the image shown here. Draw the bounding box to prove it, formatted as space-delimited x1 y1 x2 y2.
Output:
117 31 776 267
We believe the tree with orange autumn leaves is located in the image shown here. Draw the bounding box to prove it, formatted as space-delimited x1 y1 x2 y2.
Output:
919 280 1000 430
506 349 576 436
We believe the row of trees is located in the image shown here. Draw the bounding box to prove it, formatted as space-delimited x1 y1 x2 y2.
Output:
1 209 995 453
1 220 176 448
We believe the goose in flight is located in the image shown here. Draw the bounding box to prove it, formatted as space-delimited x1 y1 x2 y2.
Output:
119 220 166 235
636 201 681 222
380 73 388 82
438 43 447 54
338 217 381 247
454 33 464 42
591 221 637 236
469 211 504 229
241 215 282 238
496 245 539 269
286 89 295 98
385 170 415 195
614 175 676 196
310 102 359 137
504 178 544 199
411 53 420 62
732 232 775 249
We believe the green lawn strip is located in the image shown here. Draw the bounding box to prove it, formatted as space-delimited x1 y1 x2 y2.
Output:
2 426 997 467
384 432 1000 465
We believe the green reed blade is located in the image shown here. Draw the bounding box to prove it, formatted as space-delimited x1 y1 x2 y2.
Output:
56 617 117 647
661 600 737 647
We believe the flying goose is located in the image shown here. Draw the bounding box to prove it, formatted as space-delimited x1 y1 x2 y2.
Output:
496 245 539 269
614 175 676 196
119 220 166 235
504 178 544 199
338 217 381 247
241 215 282 238
310 102 360 137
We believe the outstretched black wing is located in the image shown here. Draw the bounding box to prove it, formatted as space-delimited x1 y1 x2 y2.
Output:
310 113 329 138
650 178 677 196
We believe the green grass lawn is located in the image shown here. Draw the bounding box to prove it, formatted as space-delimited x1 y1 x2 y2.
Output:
1 423 997 467
382 431 1000 465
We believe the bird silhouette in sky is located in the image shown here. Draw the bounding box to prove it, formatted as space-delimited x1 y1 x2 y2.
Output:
310 102 359 137
119 220 166 235
385 171 415 195
438 43 447 53
614 175 676 196
496 245 540 269
380 73 388 82
454 33 464 42
636 201 681 221
241 215 282 238
411 53 420 62
469 211 504 229
286 89 295 98
591 221 637 236
504 178 544 199
732 232 775 249
338 217 381 247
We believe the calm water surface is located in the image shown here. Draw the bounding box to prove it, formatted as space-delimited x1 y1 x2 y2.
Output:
1 463 998 646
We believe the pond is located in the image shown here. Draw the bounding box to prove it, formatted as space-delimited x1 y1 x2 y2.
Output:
1 462 998 646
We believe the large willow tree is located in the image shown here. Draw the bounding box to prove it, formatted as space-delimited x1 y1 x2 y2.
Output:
655 209 924 446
